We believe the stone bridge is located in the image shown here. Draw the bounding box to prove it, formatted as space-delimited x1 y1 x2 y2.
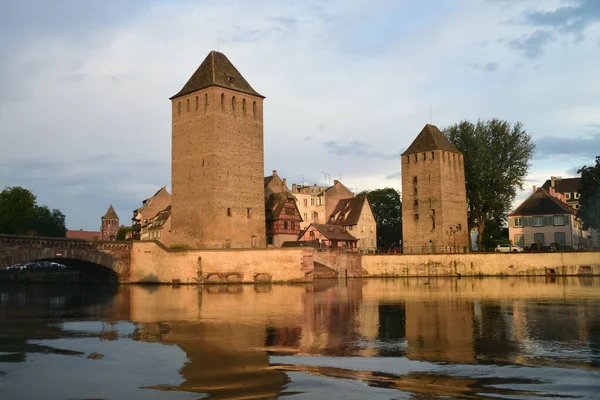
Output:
0 234 132 283
312 249 362 279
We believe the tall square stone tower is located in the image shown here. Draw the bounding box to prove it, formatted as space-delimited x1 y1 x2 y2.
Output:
401 124 469 253
170 51 266 249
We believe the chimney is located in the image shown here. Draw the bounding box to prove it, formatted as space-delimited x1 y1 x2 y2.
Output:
533 185 537 193
551 176 562 188
282 178 286 186
292 183 297 193
272 170 277 176
333 180 340 185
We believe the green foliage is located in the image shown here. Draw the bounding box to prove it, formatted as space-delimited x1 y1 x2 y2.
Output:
444 119 535 250
481 219 509 250
357 188 402 248
577 156 600 230
116 226 132 241
0 186 66 237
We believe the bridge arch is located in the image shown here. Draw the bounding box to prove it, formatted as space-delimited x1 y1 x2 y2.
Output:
0 235 131 283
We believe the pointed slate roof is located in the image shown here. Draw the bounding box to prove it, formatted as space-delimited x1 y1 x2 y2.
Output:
103 205 119 220
402 124 461 156
170 51 264 99
509 188 576 217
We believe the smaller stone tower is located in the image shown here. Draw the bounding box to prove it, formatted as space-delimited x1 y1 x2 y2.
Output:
100 205 119 241
401 124 469 253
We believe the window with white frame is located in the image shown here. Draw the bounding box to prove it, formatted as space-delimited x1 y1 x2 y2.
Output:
553 215 565 226
514 217 522 227
533 216 544 227
565 192 571 200
574 192 580 199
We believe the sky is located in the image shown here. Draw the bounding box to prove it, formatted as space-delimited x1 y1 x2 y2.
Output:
0 0 599 230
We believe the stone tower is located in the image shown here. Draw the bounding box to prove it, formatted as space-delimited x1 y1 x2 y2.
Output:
170 51 266 249
100 205 119 241
401 124 469 253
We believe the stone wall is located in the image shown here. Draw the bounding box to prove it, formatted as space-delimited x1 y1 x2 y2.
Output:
130 241 313 284
362 252 600 277
313 250 362 278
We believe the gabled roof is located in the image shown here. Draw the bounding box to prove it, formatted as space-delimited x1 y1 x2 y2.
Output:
148 206 171 231
329 196 368 226
102 205 119 220
170 51 264 100
264 175 275 187
509 188 576 217
402 124 461 156
540 178 581 194
308 223 358 241
265 192 301 221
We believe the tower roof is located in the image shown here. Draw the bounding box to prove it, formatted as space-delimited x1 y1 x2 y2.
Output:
102 205 119 220
402 124 462 156
170 51 264 100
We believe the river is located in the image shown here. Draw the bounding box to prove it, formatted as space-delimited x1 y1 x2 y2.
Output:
1 277 599 399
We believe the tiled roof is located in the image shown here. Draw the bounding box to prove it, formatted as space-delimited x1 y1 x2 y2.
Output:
147 206 171 231
402 124 461 156
102 205 119 220
264 175 275 187
66 230 100 240
170 51 263 100
329 197 367 226
540 178 581 194
309 223 358 241
265 192 301 221
509 188 575 217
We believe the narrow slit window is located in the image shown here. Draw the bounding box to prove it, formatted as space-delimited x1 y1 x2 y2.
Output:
227 207 232 217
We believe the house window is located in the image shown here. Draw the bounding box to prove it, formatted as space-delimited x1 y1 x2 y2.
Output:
291 222 295 230
348 225 353 231
533 216 544 227
227 207 232 217
554 232 566 246
574 192 580 199
313 212 318 221
553 215 564 226
565 192 571 200
311 198 315 206
309 230 315 239
514 218 522 227
303 213 307 221
303 199 308 207
285 207 294 215
284 221 288 230
247 208 251 218
514 234 524 247
533 233 545 244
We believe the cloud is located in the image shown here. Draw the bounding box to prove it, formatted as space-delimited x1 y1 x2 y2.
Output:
534 133 600 159
323 140 399 160
385 172 401 180
509 30 554 59
524 0 600 38
467 62 499 72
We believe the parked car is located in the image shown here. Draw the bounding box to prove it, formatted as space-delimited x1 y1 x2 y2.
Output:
526 243 556 252
495 244 524 253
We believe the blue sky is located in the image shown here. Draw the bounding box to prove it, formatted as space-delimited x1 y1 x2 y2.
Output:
1 0 599 230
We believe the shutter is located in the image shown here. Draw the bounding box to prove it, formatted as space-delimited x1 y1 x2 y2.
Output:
509 218 514 228
523 217 529 227
545 216 552 226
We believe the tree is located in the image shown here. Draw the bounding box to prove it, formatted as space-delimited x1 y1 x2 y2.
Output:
357 188 402 248
577 156 600 231
0 186 67 237
444 119 535 250
116 226 132 241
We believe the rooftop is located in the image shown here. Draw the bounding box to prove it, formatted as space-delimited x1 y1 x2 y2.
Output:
402 124 462 156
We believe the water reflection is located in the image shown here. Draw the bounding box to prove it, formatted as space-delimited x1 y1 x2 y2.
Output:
1 277 600 399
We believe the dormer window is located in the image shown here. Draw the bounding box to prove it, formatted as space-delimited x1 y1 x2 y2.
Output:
565 192 571 200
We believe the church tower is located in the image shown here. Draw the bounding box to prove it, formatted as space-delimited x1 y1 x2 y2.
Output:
100 205 119 241
170 51 266 249
401 124 469 253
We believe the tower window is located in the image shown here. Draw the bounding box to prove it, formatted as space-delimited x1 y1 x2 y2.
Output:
414 154 417 162
406 155 410 164
202 159 205 167
221 93 225 110
178 102 181 115
187 98 190 111
431 152 434 160
227 207 232 217
414 214 419 222
195 96 199 110
253 101 257 118
247 208 251 218
423 153 426 160
243 98 247 114
413 176 418 184
284 221 289 230
232 96 236 112
205 93 208 109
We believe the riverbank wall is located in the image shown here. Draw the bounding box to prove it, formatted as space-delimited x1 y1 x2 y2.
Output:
362 252 600 277
130 241 314 284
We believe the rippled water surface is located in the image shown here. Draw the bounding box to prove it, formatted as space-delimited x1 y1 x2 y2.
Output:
1 277 600 399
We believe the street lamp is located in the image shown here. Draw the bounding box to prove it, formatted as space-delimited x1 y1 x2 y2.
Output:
449 225 461 253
